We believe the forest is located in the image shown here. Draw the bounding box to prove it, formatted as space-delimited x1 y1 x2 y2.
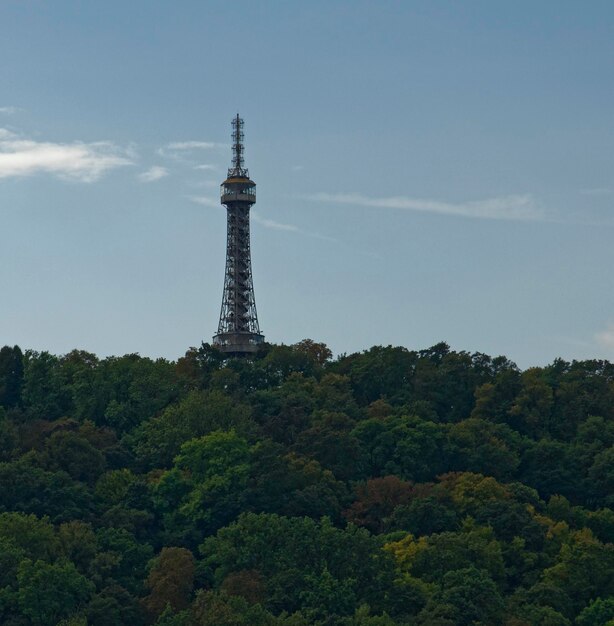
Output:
0 339 613 625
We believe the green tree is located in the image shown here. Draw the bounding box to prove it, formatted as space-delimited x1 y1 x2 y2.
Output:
588 446 614 506
85 584 145 626
541 529 614 616
293 411 362 480
130 390 253 469
385 522 505 585
181 430 248 527
260 345 319 385
17 559 94 625
153 430 251 542
0 346 24 409
299 566 357 622
58 521 98 573
0 409 18 462
473 498 544 548
417 566 504 626
550 359 614 440
201 513 394 616
338 605 397 625
0 458 93 522
520 439 585 502
21 350 69 420
510 603 571 626
0 537 26 621
93 527 153 593
189 589 287 626
576 415 614 450
388 493 460 536
314 373 360 416
292 339 333 367
248 442 347 521
43 429 106 484
332 345 417 406
74 354 180 434
0 511 57 560
251 373 316 445
446 418 522 480
470 368 521 424
508 368 554 437
154 606 191 626
352 415 447 481
576 597 614 626
95 469 137 506
175 343 226 390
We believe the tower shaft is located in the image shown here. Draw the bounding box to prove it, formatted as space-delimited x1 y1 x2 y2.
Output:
213 116 264 355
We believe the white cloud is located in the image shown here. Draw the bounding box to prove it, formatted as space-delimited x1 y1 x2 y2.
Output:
252 211 299 232
190 198 335 241
308 192 545 222
0 107 21 115
189 180 219 189
189 195 219 207
194 164 218 171
0 128 133 182
138 165 168 182
167 141 220 150
595 324 614 352
252 211 338 242
190 199 299 232
580 187 613 196
158 141 226 161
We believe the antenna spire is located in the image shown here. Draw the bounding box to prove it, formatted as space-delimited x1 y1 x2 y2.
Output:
229 113 248 177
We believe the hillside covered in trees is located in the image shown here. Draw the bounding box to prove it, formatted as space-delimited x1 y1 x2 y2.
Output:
0 340 613 625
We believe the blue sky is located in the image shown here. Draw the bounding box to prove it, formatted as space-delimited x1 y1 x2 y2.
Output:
1 1 614 367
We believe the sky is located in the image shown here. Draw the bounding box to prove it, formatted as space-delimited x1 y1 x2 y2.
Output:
1 1 614 368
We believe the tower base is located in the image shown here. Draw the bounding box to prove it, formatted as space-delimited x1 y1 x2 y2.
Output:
212 332 265 356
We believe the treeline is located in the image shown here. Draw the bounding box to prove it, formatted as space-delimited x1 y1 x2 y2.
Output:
0 340 613 625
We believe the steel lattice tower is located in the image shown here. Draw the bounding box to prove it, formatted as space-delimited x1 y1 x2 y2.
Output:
212 115 264 355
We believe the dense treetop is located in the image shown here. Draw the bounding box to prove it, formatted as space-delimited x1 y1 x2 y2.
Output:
0 340 613 625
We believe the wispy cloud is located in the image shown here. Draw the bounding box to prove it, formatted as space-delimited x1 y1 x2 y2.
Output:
189 197 298 225
194 164 218 171
189 195 218 208
158 141 225 159
138 165 168 182
252 211 299 232
595 324 614 352
189 197 337 242
252 210 338 242
166 141 220 150
580 187 613 196
189 180 219 189
0 106 21 115
308 192 545 222
0 128 133 182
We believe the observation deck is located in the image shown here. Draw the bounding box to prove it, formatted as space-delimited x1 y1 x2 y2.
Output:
221 176 256 205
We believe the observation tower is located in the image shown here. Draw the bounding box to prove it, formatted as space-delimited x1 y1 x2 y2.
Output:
212 115 265 355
